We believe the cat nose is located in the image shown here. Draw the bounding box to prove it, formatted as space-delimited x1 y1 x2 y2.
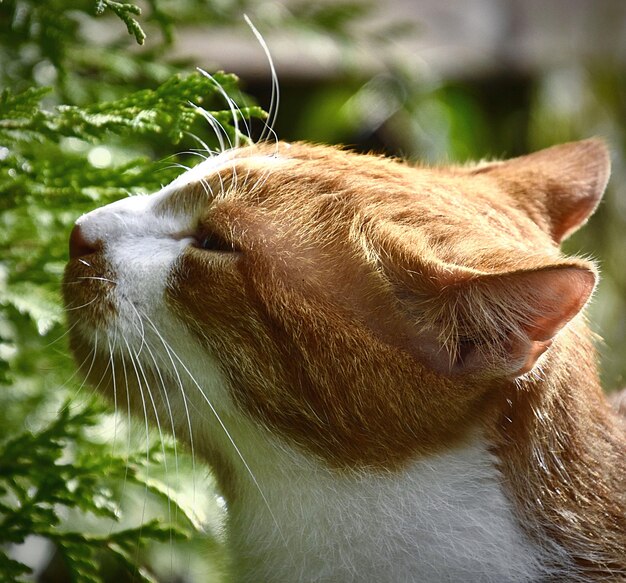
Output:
69 223 100 259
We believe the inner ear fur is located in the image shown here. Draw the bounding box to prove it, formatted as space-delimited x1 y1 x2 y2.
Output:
391 259 597 379
469 139 610 243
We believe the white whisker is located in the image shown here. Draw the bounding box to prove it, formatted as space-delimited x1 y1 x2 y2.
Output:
44 318 81 347
197 68 244 149
108 332 121 459
122 337 153 542
162 162 193 174
137 310 288 550
63 295 99 311
118 337 134 497
192 105 229 153
126 298 147 357
131 343 172 516
71 329 100 403
136 312 198 496
245 14 280 148
187 135 217 158
77 275 117 285
58 332 100 403
142 340 181 476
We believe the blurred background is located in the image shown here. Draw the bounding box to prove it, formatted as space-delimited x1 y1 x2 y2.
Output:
169 0 626 390
187 0 626 390
1 1 625 581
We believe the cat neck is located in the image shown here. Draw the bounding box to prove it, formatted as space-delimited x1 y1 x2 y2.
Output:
181 318 624 582
198 418 549 583
492 322 626 578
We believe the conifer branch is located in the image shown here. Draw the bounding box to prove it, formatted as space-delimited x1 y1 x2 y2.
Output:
95 1 147 45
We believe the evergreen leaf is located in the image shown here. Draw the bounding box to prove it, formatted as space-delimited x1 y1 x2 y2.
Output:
0 282 63 336
96 1 147 45
0 551 32 582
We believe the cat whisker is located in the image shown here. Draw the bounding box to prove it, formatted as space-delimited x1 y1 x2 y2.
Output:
131 343 174 525
118 338 134 493
211 167 228 204
62 295 100 311
69 330 100 403
122 337 153 537
126 299 148 357
138 311 287 548
105 332 134 536
77 275 118 285
244 15 280 150
57 331 100 404
108 333 121 458
192 105 229 154
245 166 275 201
44 318 81 347
137 312 198 496
176 149 210 162
187 136 218 160
69 336 117 416
164 162 193 174
142 339 181 487
198 177 214 200
197 68 248 149
143 339 190 559
64 279 94 286
231 161 240 200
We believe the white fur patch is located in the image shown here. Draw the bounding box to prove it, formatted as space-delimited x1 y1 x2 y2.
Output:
165 150 290 193
216 428 549 583
73 164 239 421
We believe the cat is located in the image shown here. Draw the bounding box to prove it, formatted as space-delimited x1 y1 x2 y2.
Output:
63 138 626 582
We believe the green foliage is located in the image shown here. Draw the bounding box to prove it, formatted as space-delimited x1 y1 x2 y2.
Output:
0 402 192 583
95 1 146 45
1 0 176 100
0 75 264 205
0 1 267 581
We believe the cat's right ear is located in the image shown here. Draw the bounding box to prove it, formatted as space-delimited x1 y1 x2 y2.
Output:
375 243 596 379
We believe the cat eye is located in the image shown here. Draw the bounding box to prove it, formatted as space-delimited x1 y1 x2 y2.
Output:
195 230 240 253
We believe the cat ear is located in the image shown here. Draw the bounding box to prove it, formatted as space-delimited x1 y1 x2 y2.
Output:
393 260 596 378
471 139 610 243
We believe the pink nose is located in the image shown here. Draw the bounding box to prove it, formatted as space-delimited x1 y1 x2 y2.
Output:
69 223 99 259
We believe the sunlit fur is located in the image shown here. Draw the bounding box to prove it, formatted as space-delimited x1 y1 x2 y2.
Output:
63 139 625 581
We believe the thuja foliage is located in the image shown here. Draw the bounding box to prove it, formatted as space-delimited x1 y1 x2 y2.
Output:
0 402 191 583
0 74 263 205
0 1 265 581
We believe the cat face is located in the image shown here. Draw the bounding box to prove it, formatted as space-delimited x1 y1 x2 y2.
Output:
63 140 608 468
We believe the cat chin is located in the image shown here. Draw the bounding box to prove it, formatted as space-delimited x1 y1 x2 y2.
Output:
66 295 240 448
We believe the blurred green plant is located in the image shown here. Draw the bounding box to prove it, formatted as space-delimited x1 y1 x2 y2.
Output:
0 2 267 581
0 401 192 583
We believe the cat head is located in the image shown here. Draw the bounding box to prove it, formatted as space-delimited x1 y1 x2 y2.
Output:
63 139 609 468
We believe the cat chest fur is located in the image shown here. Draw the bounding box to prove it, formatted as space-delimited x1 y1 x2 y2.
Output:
220 428 548 583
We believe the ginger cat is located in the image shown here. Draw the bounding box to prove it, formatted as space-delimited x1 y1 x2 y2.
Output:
64 139 625 582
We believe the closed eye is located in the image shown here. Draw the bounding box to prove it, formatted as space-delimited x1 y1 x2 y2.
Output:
194 230 240 253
